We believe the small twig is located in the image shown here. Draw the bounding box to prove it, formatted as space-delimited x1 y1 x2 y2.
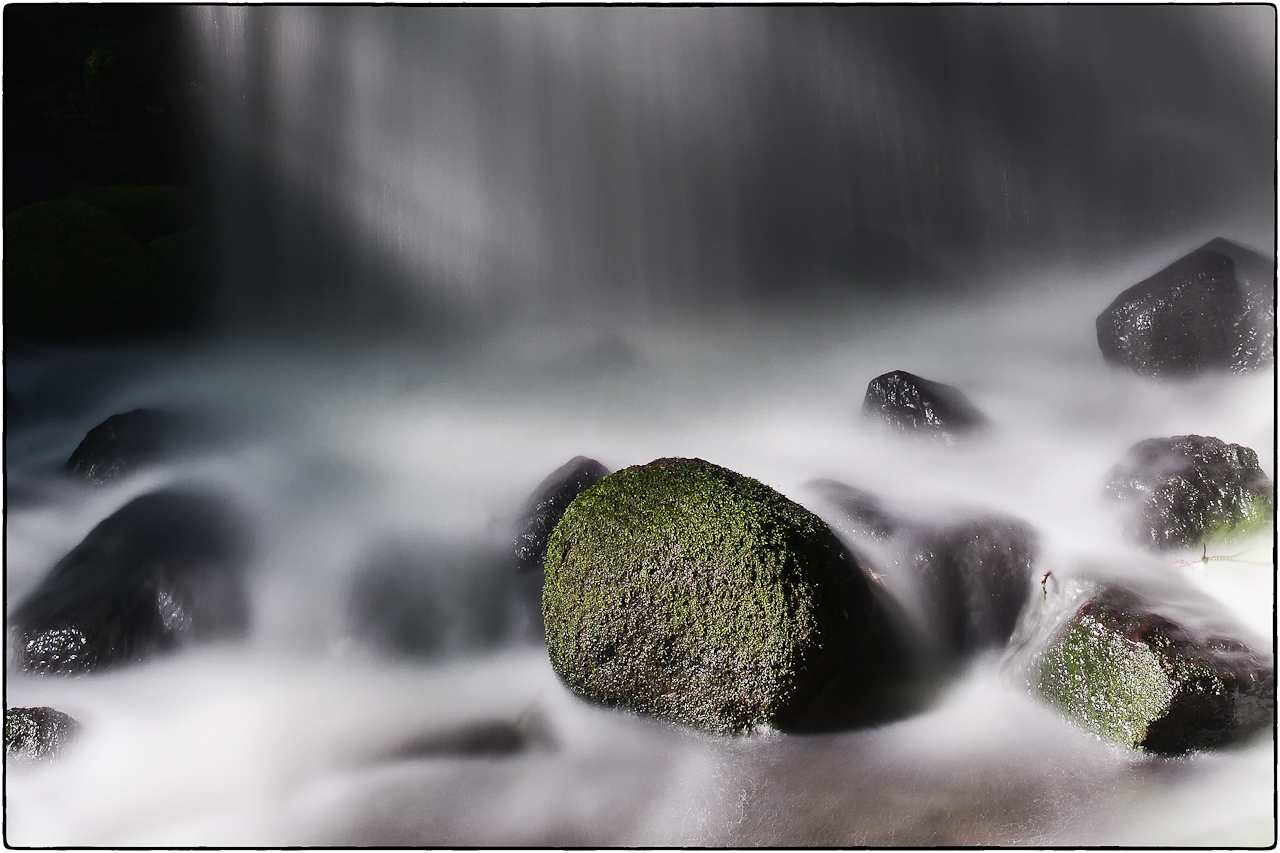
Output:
1167 542 1273 568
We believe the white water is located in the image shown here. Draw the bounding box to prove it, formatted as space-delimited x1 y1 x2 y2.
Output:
5 273 1274 846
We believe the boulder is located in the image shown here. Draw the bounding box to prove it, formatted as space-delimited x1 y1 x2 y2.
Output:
1095 239 1274 376
910 516 1039 656
862 370 987 443
11 489 251 673
543 457 894 734
348 541 511 658
1031 586 1273 754
512 456 610 640
810 480 1039 660
5 707 80 761
64 408 179 485
1104 435 1272 550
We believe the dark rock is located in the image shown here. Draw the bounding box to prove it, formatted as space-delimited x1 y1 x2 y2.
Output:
515 457 610 575
910 516 1039 657
1095 239 1274 376
64 408 178 485
384 713 555 761
348 541 511 659
5 707 80 761
11 489 251 673
512 456 609 640
1104 435 1273 550
862 370 987 443
543 457 900 734
807 479 899 541
809 480 1039 660
1032 586 1273 754
66 185 196 244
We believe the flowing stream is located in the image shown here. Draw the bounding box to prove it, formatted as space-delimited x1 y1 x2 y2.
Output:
5 6 1275 846
5 273 1274 846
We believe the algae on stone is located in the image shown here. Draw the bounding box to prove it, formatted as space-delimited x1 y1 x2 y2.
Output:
1034 589 1273 754
543 457 873 734
1104 435 1273 550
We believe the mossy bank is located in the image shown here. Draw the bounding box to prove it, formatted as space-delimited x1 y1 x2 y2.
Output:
543 457 878 734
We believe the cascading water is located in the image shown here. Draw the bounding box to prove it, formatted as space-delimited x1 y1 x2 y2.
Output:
5 7 1275 846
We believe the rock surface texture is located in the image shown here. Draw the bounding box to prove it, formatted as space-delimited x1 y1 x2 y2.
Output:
515 456 610 575
5 707 80 761
911 516 1039 656
12 489 250 673
1095 238 1275 376
1033 587 1273 754
1104 435 1273 550
862 370 987 443
543 457 881 733
64 408 177 484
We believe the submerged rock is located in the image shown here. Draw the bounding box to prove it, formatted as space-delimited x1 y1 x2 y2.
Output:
515 457 610 575
1104 435 1273 550
1095 239 1274 376
911 516 1039 657
809 479 1039 660
64 408 178 485
5 707 80 761
862 370 987 443
12 489 251 673
348 541 512 658
544 457 895 734
1032 586 1273 754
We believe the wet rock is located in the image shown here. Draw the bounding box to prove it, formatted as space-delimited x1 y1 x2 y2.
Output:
64 408 179 485
862 370 987 443
1104 435 1273 550
515 456 610 575
512 456 609 640
911 516 1039 657
384 713 555 761
809 479 1039 660
1095 239 1274 376
348 541 512 659
1032 586 1273 754
543 457 897 734
5 707 80 761
11 489 251 673
807 479 899 541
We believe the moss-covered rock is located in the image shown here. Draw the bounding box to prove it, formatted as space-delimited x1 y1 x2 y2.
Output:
5 707 80 761
1104 435 1273 550
4 193 209 343
543 457 880 734
1033 587 1273 754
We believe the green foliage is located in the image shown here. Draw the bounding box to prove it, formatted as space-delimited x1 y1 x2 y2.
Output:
543 457 862 733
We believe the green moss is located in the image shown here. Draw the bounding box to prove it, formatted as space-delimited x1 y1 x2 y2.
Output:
1203 491 1274 546
543 457 863 733
1038 615 1174 747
